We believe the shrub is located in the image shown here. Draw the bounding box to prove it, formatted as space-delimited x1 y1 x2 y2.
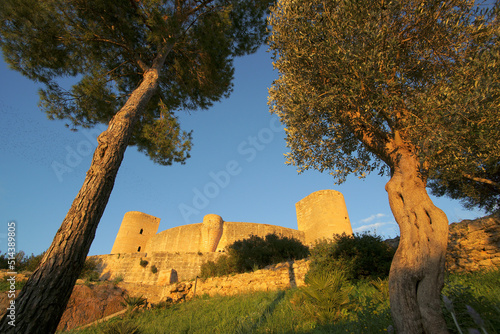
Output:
20 252 45 272
121 295 147 309
228 233 309 272
200 254 237 279
291 269 353 323
112 275 124 285
151 265 158 274
308 232 395 281
200 233 309 279
79 257 100 282
0 250 45 272
139 259 148 267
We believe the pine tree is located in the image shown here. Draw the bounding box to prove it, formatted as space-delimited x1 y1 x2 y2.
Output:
0 0 272 332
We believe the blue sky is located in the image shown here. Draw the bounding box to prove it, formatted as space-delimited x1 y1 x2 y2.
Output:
0 46 486 257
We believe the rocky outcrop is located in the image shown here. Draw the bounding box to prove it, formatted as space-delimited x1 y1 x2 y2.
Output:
0 280 128 332
56 282 127 331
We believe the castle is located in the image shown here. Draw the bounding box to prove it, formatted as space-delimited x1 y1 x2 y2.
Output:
96 190 353 284
110 189 353 255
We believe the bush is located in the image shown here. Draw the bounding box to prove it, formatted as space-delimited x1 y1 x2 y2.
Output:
79 257 100 282
0 250 45 272
121 295 147 309
20 252 45 272
151 265 158 274
230 233 310 272
308 232 395 281
200 233 309 279
200 254 237 279
292 269 353 323
139 259 149 267
112 275 124 285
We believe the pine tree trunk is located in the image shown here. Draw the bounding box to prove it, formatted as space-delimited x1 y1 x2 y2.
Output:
385 151 449 334
0 62 165 333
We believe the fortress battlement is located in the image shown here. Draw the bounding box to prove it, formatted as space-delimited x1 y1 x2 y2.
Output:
110 190 353 255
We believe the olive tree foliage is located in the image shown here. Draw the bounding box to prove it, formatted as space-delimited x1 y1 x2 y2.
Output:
268 0 498 333
0 1 272 333
416 1 500 214
269 0 498 187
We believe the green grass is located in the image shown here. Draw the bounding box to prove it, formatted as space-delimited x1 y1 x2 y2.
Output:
64 268 499 334
0 276 27 292
442 269 500 333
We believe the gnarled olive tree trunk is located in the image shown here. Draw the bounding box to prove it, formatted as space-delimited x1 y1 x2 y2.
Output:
0 51 169 334
386 150 449 334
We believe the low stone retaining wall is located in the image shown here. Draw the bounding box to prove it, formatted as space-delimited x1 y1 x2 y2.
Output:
116 259 310 304
194 259 309 298
446 214 500 272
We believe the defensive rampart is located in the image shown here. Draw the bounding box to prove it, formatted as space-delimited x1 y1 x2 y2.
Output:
95 252 221 285
104 189 353 283
110 189 352 255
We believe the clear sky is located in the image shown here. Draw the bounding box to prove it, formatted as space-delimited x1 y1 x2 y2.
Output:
0 46 486 257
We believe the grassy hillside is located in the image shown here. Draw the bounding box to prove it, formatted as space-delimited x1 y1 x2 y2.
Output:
66 269 499 334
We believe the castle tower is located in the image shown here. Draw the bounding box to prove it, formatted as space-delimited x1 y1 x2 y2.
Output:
201 214 224 252
110 211 160 254
296 190 353 245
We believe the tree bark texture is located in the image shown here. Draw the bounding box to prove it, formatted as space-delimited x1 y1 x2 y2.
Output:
0 61 165 333
386 150 449 334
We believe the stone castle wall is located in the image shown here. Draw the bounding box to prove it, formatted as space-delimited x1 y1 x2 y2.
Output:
96 214 500 288
446 214 500 272
201 214 224 252
110 190 351 255
296 190 352 245
94 252 221 285
143 221 305 254
145 224 204 253
110 211 160 254
193 259 310 298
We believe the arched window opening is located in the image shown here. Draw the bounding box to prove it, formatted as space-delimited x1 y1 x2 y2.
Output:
137 246 141 252
139 228 143 234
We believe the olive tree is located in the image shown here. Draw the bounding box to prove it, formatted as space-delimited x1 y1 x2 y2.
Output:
268 0 498 333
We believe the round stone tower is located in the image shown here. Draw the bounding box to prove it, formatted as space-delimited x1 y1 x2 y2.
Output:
111 211 160 254
296 190 353 245
201 214 224 252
